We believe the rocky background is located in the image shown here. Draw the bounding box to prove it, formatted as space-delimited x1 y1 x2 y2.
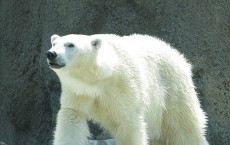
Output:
0 0 229 145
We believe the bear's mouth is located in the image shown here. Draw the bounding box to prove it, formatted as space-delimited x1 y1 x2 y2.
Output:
48 62 65 69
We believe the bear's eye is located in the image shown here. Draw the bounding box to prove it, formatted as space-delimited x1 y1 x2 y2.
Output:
66 43 75 48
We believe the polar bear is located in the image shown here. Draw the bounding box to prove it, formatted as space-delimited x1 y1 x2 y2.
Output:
47 34 209 145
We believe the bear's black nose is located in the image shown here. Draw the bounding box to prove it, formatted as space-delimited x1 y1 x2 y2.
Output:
47 51 57 61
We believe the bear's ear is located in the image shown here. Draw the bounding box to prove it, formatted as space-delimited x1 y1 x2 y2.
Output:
91 39 102 49
51 34 60 43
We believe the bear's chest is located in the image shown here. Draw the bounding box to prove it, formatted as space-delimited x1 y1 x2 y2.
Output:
61 76 104 97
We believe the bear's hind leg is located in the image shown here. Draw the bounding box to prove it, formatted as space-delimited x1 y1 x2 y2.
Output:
160 111 209 145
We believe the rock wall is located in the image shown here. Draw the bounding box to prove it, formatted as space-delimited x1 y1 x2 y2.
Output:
0 0 229 144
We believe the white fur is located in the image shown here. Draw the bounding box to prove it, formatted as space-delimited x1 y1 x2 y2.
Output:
48 34 209 145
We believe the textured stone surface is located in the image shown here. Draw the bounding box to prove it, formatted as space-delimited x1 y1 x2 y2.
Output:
0 0 229 144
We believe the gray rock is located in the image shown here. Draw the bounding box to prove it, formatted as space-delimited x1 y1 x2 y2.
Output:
0 141 7 145
89 139 115 145
0 0 229 144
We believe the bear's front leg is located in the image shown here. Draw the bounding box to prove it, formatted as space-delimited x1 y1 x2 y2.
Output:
113 118 148 145
53 108 90 145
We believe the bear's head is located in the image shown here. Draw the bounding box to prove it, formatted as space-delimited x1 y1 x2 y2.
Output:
47 34 119 81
